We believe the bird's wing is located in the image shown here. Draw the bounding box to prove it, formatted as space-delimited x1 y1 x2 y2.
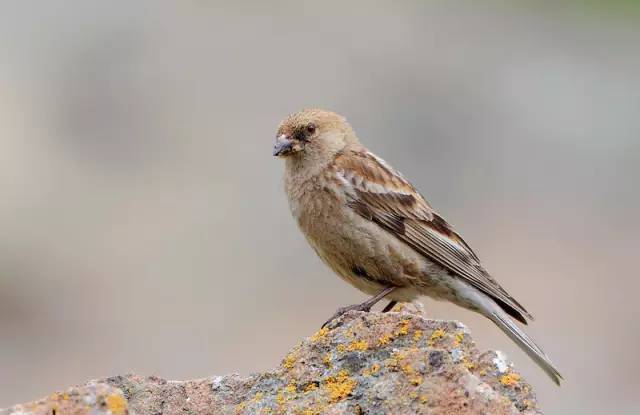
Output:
333 148 532 323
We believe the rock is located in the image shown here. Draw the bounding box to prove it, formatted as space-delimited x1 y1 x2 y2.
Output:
1 303 541 415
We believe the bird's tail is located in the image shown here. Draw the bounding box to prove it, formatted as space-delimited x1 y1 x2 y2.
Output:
487 308 563 385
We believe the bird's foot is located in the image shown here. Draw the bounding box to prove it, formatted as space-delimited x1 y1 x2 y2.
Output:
381 300 398 313
321 303 372 328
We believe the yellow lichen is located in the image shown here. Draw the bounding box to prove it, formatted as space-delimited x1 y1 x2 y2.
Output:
395 319 410 336
304 382 318 393
235 401 247 413
285 382 297 394
413 330 423 342
276 391 286 405
378 334 393 346
253 392 264 402
283 351 297 370
386 349 408 370
298 403 328 415
410 376 423 386
322 353 333 367
479 369 487 376
363 363 381 377
310 327 329 342
401 364 414 375
409 391 418 399
400 361 422 386
419 395 428 404
453 331 465 346
336 344 346 353
345 340 368 352
105 394 127 415
463 356 475 370
325 370 357 402
500 372 521 387
428 329 446 346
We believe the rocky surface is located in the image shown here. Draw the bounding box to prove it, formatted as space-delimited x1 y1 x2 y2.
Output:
1 303 541 415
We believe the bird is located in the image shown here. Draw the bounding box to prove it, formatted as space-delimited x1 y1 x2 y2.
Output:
273 108 562 385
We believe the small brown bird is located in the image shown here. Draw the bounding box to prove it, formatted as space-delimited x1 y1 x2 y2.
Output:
273 108 562 384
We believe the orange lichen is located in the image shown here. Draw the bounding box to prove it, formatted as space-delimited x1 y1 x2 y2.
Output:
399 360 423 386
386 349 408 370
453 331 465 346
428 329 446 346
283 351 297 370
383 347 423 386
419 395 429 404
235 401 247 413
310 327 329 342
395 319 410 336
410 376 423 386
325 370 357 402
284 382 297 394
401 364 414 375
105 394 127 415
500 372 521 387
304 383 318 393
345 340 368 352
378 334 393 346
322 353 333 367
463 356 475 370
362 362 381 377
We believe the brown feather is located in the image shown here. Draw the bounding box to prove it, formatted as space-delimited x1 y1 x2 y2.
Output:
333 148 533 323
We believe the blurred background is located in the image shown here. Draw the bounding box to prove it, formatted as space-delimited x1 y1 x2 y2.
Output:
1 1 638 413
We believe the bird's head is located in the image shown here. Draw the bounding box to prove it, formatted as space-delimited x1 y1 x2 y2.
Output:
273 109 357 161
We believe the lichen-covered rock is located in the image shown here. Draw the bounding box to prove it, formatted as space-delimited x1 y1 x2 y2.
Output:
1 383 128 415
1 303 541 415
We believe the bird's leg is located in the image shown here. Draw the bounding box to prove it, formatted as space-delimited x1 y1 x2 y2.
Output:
321 286 396 328
381 300 397 313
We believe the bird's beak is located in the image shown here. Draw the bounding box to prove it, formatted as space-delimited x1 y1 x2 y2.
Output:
273 134 294 157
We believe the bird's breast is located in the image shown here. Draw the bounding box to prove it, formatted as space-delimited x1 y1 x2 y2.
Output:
285 173 424 290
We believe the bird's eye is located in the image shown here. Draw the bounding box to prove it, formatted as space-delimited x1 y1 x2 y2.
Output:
306 124 316 135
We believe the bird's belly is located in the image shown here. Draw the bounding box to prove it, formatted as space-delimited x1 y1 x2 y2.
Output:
296 198 460 303
298 202 422 294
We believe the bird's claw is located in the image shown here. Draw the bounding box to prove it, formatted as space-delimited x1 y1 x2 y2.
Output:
321 303 372 328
